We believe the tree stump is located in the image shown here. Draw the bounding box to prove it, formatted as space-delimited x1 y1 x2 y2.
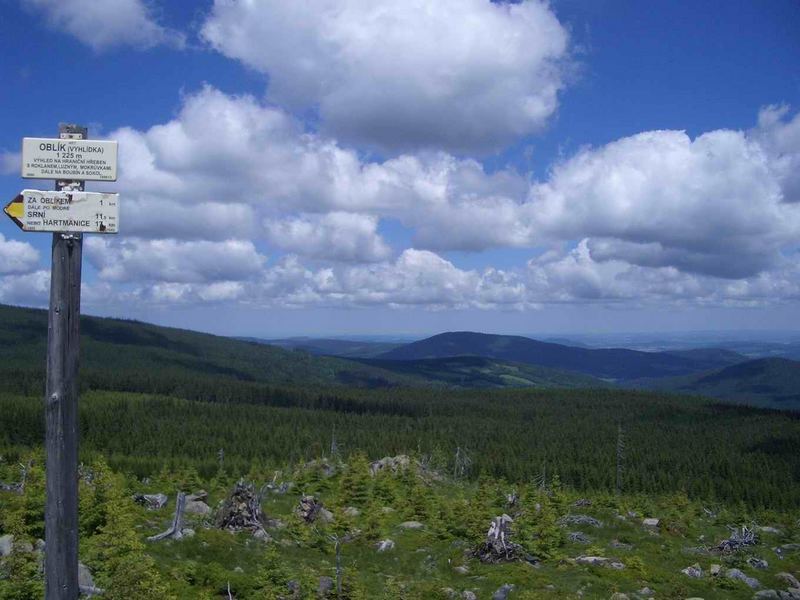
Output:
216 480 265 533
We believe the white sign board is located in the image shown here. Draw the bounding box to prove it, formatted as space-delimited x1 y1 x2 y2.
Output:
4 190 119 234
21 137 118 181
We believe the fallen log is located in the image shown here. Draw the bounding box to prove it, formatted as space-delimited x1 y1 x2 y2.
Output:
147 492 186 542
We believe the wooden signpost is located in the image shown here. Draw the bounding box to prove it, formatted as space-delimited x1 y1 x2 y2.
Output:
4 124 119 599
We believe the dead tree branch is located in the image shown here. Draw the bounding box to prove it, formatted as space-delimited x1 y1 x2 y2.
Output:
147 492 186 542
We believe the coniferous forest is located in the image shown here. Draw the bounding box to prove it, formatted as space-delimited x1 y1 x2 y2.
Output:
1 305 800 598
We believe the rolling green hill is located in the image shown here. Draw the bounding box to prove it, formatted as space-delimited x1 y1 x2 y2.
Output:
379 331 745 380
0 304 427 392
0 304 600 395
630 357 800 409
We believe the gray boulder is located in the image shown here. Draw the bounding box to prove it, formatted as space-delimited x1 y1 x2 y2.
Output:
133 493 168 510
369 455 411 476
78 562 94 589
375 539 395 552
558 514 602 528
681 563 704 578
265 518 287 530
493 583 515 600
186 490 208 502
0 534 35 557
726 568 761 589
748 557 769 569
576 556 609 566
642 518 660 528
462 592 478 600
777 573 800 588
318 576 334 597
399 521 424 530
252 529 271 542
0 534 13 557
185 500 211 515
296 495 331 524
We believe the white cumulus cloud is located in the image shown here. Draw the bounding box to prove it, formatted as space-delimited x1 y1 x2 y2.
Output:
93 85 800 309
22 0 185 50
201 0 570 153
85 238 266 283
0 234 40 275
264 212 391 263
0 270 50 305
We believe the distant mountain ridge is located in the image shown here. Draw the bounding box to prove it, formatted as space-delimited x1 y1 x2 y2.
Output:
242 337 402 358
0 305 600 393
630 357 800 409
378 331 746 380
5 304 796 408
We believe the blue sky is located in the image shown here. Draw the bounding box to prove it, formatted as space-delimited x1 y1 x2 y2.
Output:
1 0 799 337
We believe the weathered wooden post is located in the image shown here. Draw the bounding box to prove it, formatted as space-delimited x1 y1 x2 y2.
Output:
5 124 119 598
44 122 86 599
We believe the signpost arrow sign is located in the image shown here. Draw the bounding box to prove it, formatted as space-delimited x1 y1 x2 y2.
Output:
4 189 119 234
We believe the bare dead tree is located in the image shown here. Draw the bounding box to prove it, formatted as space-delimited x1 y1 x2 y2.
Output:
324 531 356 596
453 446 472 480
0 460 31 494
533 463 547 490
616 422 625 496
330 427 340 461
147 492 186 542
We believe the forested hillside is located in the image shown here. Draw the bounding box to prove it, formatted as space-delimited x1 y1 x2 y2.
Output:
1 387 798 508
631 357 800 409
0 304 601 394
2 304 800 598
379 332 745 380
252 337 403 358
355 356 610 389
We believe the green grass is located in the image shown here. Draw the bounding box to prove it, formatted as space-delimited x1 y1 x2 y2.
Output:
105 468 800 599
